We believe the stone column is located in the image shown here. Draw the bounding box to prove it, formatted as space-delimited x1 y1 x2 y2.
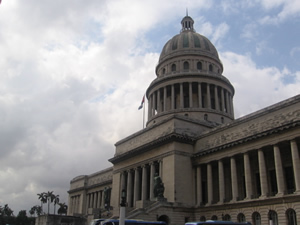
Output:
97 191 101 209
218 160 225 203
214 85 219 110
291 140 300 192
189 82 193 108
148 94 152 119
126 170 133 207
230 94 234 117
163 86 167 112
258 149 268 198
231 157 238 201
101 191 105 208
226 91 230 114
149 163 155 200
244 152 253 199
153 92 156 115
86 194 90 209
171 84 175 110
274 144 285 196
159 160 163 178
142 165 148 201
196 166 202 206
157 89 161 113
198 82 202 108
133 168 140 206
180 83 184 108
207 163 213 204
206 83 211 109
221 88 225 112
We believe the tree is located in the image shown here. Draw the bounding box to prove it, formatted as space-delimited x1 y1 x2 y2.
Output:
53 195 59 214
37 192 47 213
45 191 54 214
57 203 68 215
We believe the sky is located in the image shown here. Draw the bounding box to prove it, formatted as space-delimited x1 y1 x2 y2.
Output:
0 0 299 215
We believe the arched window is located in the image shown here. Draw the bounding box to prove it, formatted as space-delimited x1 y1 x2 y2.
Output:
200 216 206 222
209 64 213 72
197 62 202 70
162 68 166 75
183 61 189 71
252 212 261 225
223 214 231 221
221 117 224 124
269 210 278 225
211 215 218 220
237 213 246 222
171 64 176 72
286 209 298 225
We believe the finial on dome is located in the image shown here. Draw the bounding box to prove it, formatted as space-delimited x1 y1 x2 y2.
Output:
181 13 195 32
186 8 188 16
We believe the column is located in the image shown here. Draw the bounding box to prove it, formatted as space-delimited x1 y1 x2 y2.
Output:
149 163 155 200
258 149 268 197
207 163 213 204
141 165 148 200
101 191 105 208
206 83 211 109
221 88 225 112
274 145 285 195
226 91 230 114
97 191 101 209
230 94 234 117
189 82 193 108
86 194 90 209
148 94 152 119
159 160 163 178
153 92 156 115
157 89 161 113
163 86 167 112
171 84 175 110
180 83 184 108
214 85 219 110
126 170 133 207
218 160 225 203
133 168 140 206
244 152 253 199
196 166 202 206
291 140 300 192
198 82 202 108
231 157 238 201
121 172 126 190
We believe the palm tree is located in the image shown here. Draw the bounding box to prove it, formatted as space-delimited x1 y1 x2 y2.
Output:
37 192 47 213
57 203 68 215
53 195 60 214
46 191 54 214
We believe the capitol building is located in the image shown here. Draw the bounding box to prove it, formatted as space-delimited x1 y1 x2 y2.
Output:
67 15 300 225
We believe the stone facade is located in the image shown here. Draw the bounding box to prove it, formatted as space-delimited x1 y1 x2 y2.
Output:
67 15 300 225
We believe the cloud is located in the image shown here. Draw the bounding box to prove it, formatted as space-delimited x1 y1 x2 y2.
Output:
221 51 300 117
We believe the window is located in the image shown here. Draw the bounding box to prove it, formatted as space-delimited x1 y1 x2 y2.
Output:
200 216 206 222
252 212 261 225
223 214 231 221
237 213 246 222
197 62 202 70
211 215 218 220
209 64 213 72
171 64 176 72
162 68 166 75
269 210 278 225
287 209 297 225
184 61 189 71
204 114 208 121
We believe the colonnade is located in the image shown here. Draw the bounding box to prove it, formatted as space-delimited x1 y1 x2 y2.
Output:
120 160 163 207
148 81 233 119
86 190 106 210
69 194 81 214
196 139 300 206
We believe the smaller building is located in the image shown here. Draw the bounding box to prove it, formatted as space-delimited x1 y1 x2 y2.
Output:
68 167 113 223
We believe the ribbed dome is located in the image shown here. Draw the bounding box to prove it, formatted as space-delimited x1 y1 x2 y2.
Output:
158 16 221 66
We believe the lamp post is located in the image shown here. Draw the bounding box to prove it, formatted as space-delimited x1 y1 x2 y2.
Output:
120 189 126 225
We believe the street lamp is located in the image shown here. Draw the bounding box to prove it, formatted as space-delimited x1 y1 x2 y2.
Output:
120 189 126 225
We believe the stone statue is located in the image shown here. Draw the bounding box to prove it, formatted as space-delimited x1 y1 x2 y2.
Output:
153 173 165 198
104 187 111 205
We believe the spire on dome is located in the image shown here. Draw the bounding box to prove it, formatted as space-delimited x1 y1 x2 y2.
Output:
181 13 195 32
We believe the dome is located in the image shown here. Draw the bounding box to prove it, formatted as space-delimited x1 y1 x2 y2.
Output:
157 16 222 72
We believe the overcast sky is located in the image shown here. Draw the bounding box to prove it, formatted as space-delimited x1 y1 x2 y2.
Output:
0 0 299 215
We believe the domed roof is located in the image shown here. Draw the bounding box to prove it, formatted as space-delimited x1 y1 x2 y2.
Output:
158 16 220 65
